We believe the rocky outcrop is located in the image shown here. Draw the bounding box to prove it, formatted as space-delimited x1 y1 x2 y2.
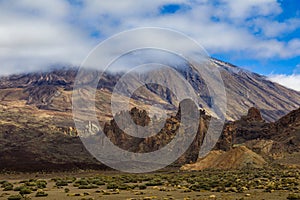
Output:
216 107 267 151
242 107 264 122
103 99 210 165
216 107 300 166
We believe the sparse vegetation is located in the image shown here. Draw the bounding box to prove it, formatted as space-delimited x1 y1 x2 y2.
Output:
19 186 32 195
55 179 69 187
138 184 147 190
78 184 98 189
3 185 13 191
287 193 300 200
1 169 300 199
35 190 48 197
7 194 22 200
36 180 47 189
106 182 119 190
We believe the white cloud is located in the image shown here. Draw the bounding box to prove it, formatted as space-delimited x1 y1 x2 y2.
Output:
0 0 299 75
269 74 300 91
0 0 94 75
218 0 282 20
80 0 300 59
252 18 300 38
5 0 70 19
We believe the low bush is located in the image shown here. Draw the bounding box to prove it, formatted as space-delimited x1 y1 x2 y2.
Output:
78 184 98 189
7 195 22 200
139 184 147 190
19 186 32 195
145 179 163 186
3 184 13 191
106 183 119 189
287 193 300 200
36 180 47 189
56 180 68 187
75 179 89 186
35 190 48 197
91 179 105 186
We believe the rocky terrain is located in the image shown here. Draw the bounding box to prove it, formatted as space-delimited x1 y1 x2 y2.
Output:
0 58 300 171
181 106 300 171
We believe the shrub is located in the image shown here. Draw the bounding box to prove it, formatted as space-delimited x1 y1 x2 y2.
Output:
91 179 105 186
0 180 8 184
19 186 32 195
287 193 300 200
25 182 36 187
78 185 98 189
189 184 201 192
75 179 89 186
65 177 76 183
7 195 22 200
56 180 68 187
35 191 48 197
19 180 28 184
36 180 47 189
139 185 147 190
128 184 138 190
2 182 13 190
2 181 10 187
13 186 23 191
117 184 128 190
145 179 163 186
107 183 118 190
3 184 13 191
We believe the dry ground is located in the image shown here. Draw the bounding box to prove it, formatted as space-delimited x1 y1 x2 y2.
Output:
0 169 299 200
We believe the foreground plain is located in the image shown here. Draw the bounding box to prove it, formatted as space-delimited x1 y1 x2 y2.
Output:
1 168 300 200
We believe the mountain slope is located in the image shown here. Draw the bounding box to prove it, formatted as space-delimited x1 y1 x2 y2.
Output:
212 58 300 121
0 58 299 122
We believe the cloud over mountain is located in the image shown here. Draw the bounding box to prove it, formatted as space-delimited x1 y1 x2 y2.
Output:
269 74 300 91
0 0 299 76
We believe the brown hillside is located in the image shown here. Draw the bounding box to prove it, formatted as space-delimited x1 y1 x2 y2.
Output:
181 146 267 171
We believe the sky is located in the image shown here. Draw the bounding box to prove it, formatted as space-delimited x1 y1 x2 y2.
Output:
0 0 299 91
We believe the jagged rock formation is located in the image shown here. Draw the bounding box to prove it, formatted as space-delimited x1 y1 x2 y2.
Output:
216 107 300 166
103 100 210 165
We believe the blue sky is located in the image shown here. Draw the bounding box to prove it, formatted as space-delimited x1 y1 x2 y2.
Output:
213 0 300 75
0 0 299 90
